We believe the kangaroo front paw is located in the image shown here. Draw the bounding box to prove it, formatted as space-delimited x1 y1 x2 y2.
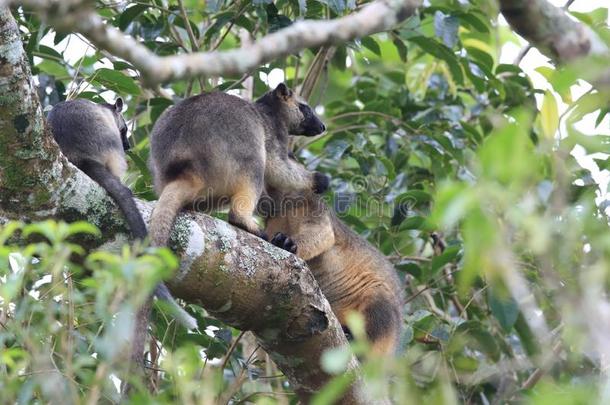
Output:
313 172 330 194
271 232 297 254
258 231 269 241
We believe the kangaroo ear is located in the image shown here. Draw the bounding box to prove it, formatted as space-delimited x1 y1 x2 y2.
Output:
274 83 292 101
114 97 124 112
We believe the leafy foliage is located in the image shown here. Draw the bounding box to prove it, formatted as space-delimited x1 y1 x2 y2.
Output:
3 0 610 403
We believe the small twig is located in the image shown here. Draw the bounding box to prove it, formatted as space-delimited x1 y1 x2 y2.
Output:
388 254 431 263
520 339 563 390
293 54 302 90
177 0 199 52
85 362 109 405
458 285 488 319
220 330 246 372
211 2 248 52
218 342 262 404
421 288 453 323
299 46 334 101
225 72 253 91
173 2 207 91
404 269 461 304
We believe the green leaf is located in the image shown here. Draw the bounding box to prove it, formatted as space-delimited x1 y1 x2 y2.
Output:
514 313 540 357
398 216 426 231
67 222 101 237
23 220 60 243
268 13 292 32
595 108 609 128
126 151 153 184
361 37 381 56
392 36 408 62
235 14 255 32
323 0 349 14
118 4 148 31
535 66 554 81
539 90 559 139
409 36 464 84
456 11 490 33
36 60 69 78
397 190 432 205
377 156 395 179
465 46 494 72
429 245 461 276
113 61 135 71
456 321 500 361
495 64 523 75
311 372 356 405
36 45 62 60
568 92 607 123
396 262 422 281
0 221 23 245
488 288 519 332
204 11 235 42
570 8 608 27
91 68 141 95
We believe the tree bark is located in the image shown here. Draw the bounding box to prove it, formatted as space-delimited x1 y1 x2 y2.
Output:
498 0 610 88
0 7 68 215
0 7 370 403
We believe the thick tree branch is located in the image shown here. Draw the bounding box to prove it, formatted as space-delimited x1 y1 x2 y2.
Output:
0 8 372 403
499 0 610 87
4 0 421 85
0 7 68 215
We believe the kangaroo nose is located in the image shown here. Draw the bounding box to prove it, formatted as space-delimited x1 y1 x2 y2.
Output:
321 123 326 132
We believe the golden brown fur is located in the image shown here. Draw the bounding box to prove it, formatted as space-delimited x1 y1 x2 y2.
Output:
263 191 404 355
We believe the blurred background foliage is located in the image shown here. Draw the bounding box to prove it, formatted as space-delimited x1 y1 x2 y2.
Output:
2 0 610 403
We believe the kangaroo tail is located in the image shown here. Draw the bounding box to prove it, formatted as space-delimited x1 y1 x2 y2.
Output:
364 296 402 355
149 176 201 247
148 175 203 328
81 159 147 239
81 161 197 329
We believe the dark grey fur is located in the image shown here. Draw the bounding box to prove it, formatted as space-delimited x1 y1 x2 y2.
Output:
49 99 129 171
149 83 328 244
47 99 197 331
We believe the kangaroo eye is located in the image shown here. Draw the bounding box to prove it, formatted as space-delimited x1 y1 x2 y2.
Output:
298 103 309 116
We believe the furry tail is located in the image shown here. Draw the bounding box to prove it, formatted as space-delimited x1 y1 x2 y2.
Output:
149 177 200 247
82 159 147 239
364 296 402 355
148 176 203 329
82 160 197 329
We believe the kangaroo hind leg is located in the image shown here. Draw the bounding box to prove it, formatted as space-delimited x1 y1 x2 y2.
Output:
228 179 265 240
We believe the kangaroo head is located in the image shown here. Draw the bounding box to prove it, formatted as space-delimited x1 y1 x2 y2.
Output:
103 97 130 151
272 83 326 136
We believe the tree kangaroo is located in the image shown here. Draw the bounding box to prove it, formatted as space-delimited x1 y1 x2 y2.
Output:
261 187 404 355
47 98 197 329
148 83 329 249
